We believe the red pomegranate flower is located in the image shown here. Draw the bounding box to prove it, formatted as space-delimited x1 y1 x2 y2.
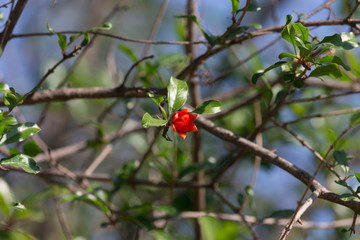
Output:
170 109 198 139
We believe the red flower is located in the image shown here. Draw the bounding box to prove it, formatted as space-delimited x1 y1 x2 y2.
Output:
170 109 198 139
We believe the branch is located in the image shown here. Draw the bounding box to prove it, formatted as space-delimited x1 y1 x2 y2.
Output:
279 190 321 240
0 87 166 106
0 0 28 54
11 31 205 45
193 114 360 212
177 211 360 229
177 18 360 79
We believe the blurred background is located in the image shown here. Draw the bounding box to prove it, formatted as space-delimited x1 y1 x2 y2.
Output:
0 0 360 239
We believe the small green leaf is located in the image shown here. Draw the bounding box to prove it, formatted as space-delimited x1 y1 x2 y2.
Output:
309 64 342 78
0 115 17 126
328 129 337 147
95 22 112 31
353 171 360 184
252 72 264 84
349 111 360 127
0 154 40 174
46 18 54 33
283 73 295 83
3 92 17 108
118 45 139 63
252 61 287 84
230 0 240 14
81 32 90 47
224 23 261 40
293 78 304 88
0 178 14 217
155 205 178 217
69 34 79 42
199 216 218 240
57 34 67 51
152 230 171 240
148 94 167 120
0 123 41 146
320 32 359 50
333 150 352 174
237 193 244 206
237 0 261 12
202 31 218 46
0 83 10 93
192 100 222 114
339 193 356 201
318 55 351 71
278 52 297 59
142 113 168 128
245 185 256 216
23 140 43 157
167 76 188 116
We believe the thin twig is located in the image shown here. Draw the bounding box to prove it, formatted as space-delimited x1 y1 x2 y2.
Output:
54 197 73 240
120 55 154 87
279 190 321 240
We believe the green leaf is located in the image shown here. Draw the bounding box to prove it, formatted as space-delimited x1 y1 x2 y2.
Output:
309 64 342 78
46 18 54 33
176 15 218 46
318 55 351 71
203 31 218 46
23 140 43 157
0 178 14 217
3 92 17 108
118 45 139 63
349 111 360 127
167 76 188 116
81 32 89 47
57 34 67 51
0 115 17 127
192 100 222 114
0 123 41 146
230 0 239 14
69 34 79 42
0 83 10 93
245 185 256 216
293 23 310 46
320 32 359 50
0 154 40 174
353 171 360 184
237 193 244 206
142 113 168 128
339 193 356 201
252 61 287 84
278 52 297 59
293 78 304 88
152 230 171 240
199 216 218 240
237 0 261 12
281 15 296 48
148 94 167 120
155 205 178 217
224 23 262 40
283 73 295 83
333 150 352 174
93 22 112 31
